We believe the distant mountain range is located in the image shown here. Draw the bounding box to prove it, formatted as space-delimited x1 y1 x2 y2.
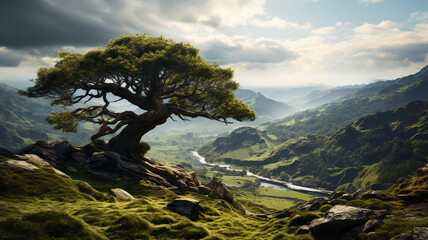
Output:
199 65 428 191
0 84 293 151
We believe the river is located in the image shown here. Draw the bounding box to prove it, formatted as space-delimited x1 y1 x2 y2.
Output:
191 151 332 198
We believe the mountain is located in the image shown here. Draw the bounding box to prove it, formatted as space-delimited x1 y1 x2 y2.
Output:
234 89 295 119
0 83 97 151
199 65 428 190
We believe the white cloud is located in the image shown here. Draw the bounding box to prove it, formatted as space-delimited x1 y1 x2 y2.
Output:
311 26 336 35
251 16 311 29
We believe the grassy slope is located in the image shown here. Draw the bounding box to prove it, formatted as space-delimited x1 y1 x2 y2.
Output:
0 156 313 240
200 65 428 165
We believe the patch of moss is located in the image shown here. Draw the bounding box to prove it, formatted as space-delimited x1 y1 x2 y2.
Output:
0 210 106 240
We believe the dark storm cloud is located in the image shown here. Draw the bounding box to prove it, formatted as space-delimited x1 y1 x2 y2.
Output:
0 0 123 49
0 49 26 67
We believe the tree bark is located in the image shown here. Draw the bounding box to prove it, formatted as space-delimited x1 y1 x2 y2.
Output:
106 122 152 157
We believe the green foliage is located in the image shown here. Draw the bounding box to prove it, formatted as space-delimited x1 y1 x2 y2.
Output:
46 111 79 133
20 34 255 149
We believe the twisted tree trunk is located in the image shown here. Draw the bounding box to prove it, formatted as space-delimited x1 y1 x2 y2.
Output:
107 110 170 157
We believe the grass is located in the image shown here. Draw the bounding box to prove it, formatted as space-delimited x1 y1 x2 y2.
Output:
0 157 315 240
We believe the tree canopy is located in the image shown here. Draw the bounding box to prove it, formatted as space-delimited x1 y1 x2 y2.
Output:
21 34 256 156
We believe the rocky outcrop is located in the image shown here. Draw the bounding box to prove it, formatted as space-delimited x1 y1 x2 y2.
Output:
309 205 374 238
16 141 201 192
391 227 428 240
0 153 68 176
110 188 135 200
167 198 200 219
7 141 249 214
206 177 245 214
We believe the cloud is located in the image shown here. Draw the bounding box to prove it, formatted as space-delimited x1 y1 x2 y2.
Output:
251 16 312 29
0 0 122 48
311 26 336 35
196 36 298 65
0 47 28 67
359 0 384 4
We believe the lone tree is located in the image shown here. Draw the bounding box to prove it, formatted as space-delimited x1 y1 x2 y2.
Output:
21 34 256 157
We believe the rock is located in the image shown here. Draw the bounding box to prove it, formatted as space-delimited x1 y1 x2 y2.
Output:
67 166 78 173
299 201 322 211
362 219 384 233
341 193 354 201
207 177 245 214
373 210 389 220
392 227 428 240
328 198 348 206
309 205 374 236
296 225 310 235
0 147 14 158
342 224 364 240
330 191 346 200
197 185 211 195
412 227 428 240
352 189 367 199
16 141 76 164
15 154 68 176
167 198 200 218
110 188 135 200
72 152 89 165
360 190 381 199
0 160 39 171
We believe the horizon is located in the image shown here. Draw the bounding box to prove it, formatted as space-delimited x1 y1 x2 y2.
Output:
1 0 428 88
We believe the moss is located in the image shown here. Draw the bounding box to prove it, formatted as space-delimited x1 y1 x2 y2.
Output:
287 213 319 227
346 198 403 211
359 217 428 240
0 210 106 240
0 164 113 202
319 204 333 213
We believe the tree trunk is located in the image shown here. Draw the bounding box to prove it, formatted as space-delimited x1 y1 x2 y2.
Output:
107 121 157 157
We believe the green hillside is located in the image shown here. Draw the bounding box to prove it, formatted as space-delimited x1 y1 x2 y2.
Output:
0 83 96 151
199 66 428 191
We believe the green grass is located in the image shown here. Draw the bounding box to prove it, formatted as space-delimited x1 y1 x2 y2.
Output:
0 157 315 240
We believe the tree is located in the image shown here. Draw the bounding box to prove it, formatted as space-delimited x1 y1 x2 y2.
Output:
21 34 256 157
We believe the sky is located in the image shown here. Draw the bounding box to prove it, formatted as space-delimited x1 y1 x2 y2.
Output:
1 0 428 88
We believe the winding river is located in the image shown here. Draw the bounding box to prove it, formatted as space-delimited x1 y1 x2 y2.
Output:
191 151 332 198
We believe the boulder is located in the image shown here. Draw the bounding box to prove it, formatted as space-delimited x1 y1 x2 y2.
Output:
341 193 354 201
309 205 374 236
299 201 322 211
1 154 68 177
197 185 211 195
362 219 384 233
296 225 310 235
330 191 346 200
167 198 200 218
360 190 381 199
0 159 39 171
328 198 348 206
110 188 135 200
206 177 245 214
342 224 365 240
391 227 428 240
